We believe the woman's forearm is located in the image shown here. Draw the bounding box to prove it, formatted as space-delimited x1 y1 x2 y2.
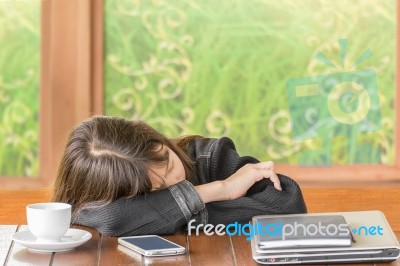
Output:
195 181 227 203
195 162 281 204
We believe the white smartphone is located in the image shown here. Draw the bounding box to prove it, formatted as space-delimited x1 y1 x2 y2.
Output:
118 235 186 256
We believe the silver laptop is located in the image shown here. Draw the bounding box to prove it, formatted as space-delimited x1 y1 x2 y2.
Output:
251 210 400 264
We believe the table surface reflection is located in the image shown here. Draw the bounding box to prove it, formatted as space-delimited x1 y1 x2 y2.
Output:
0 225 399 266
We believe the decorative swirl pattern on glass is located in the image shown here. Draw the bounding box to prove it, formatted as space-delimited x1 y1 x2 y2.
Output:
104 0 395 165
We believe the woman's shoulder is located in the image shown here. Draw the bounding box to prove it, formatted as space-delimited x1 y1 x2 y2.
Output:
184 136 236 160
190 136 236 151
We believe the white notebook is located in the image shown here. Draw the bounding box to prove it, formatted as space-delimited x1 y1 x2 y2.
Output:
255 215 352 249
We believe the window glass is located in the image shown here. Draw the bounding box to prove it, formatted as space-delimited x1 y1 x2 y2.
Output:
0 0 40 176
104 0 395 166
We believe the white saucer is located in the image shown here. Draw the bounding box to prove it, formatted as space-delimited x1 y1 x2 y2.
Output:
12 228 92 252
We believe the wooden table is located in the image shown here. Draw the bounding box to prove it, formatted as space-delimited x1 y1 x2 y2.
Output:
0 225 399 266
1 188 400 265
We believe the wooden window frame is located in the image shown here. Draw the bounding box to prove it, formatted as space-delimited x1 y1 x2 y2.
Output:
0 0 399 189
0 0 103 189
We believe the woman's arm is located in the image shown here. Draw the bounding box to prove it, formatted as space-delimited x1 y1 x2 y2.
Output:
206 174 307 225
194 165 306 225
198 137 307 224
195 161 281 203
75 180 205 236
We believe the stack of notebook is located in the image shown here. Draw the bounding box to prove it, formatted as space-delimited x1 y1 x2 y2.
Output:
250 211 400 264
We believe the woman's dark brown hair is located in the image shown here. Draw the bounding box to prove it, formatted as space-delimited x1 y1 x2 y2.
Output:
52 116 197 216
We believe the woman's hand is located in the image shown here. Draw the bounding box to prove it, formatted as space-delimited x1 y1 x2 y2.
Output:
195 161 281 203
222 161 281 200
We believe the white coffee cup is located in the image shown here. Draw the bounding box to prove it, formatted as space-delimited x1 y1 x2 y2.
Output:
26 202 72 243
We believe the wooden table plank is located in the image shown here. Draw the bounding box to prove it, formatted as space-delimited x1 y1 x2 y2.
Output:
99 235 141 266
5 225 53 266
230 235 258 266
0 190 51 225
51 226 100 266
0 225 18 266
375 261 400 265
188 233 235 266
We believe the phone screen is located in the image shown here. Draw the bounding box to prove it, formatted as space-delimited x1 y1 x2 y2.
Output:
122 236 182 250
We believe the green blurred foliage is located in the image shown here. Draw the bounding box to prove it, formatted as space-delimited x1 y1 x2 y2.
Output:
0 1 40 176
104 0 395 166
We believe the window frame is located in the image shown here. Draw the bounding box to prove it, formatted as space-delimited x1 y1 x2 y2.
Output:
0 0 103 189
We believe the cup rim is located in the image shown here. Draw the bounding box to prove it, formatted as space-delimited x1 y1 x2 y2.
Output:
27 202 71 211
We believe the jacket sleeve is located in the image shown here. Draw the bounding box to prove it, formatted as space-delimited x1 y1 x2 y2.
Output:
205 137 307 225
74 180 205 236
